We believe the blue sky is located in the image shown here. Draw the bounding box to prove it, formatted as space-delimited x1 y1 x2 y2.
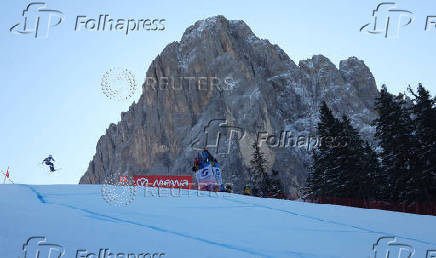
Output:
0 0 435 184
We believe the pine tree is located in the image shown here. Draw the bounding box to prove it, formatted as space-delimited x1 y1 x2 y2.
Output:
373 85 416 202
307 102 380 201
306 101 343 198
249 140 268 197
337 115 369 199
362 141 384 200
409 84 436 201
267 170 285 198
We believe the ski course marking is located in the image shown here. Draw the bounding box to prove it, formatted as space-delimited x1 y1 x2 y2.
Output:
220 195 436 246
19 184 274 258
22 184 47 203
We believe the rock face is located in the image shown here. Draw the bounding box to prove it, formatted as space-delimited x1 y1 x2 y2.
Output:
79 15 378 196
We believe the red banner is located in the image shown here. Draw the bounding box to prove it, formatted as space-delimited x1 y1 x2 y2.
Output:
133 175 192 189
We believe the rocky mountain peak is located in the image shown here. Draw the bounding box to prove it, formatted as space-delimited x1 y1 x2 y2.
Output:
339 56 379 109
181 15 255 42
80 16 379 197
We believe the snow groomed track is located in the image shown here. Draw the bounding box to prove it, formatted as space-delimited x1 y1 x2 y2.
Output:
1 184 435 257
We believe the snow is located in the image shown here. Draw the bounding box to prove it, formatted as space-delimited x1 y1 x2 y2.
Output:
181 16 221 42
266 73 291 82
1 184 436 258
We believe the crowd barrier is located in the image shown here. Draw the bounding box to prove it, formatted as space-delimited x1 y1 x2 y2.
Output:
303 196 436 216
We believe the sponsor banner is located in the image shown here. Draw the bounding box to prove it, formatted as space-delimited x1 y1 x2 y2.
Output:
134 175 192 189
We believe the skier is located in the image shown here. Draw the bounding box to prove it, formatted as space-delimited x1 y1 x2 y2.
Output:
202 149 225 191
42 155 56 173
194 149 225 191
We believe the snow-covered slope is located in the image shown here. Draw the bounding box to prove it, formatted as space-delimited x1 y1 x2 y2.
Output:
1 184 435 258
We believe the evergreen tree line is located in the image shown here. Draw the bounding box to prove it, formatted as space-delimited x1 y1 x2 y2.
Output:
305 84 436 203
249 141 285 198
